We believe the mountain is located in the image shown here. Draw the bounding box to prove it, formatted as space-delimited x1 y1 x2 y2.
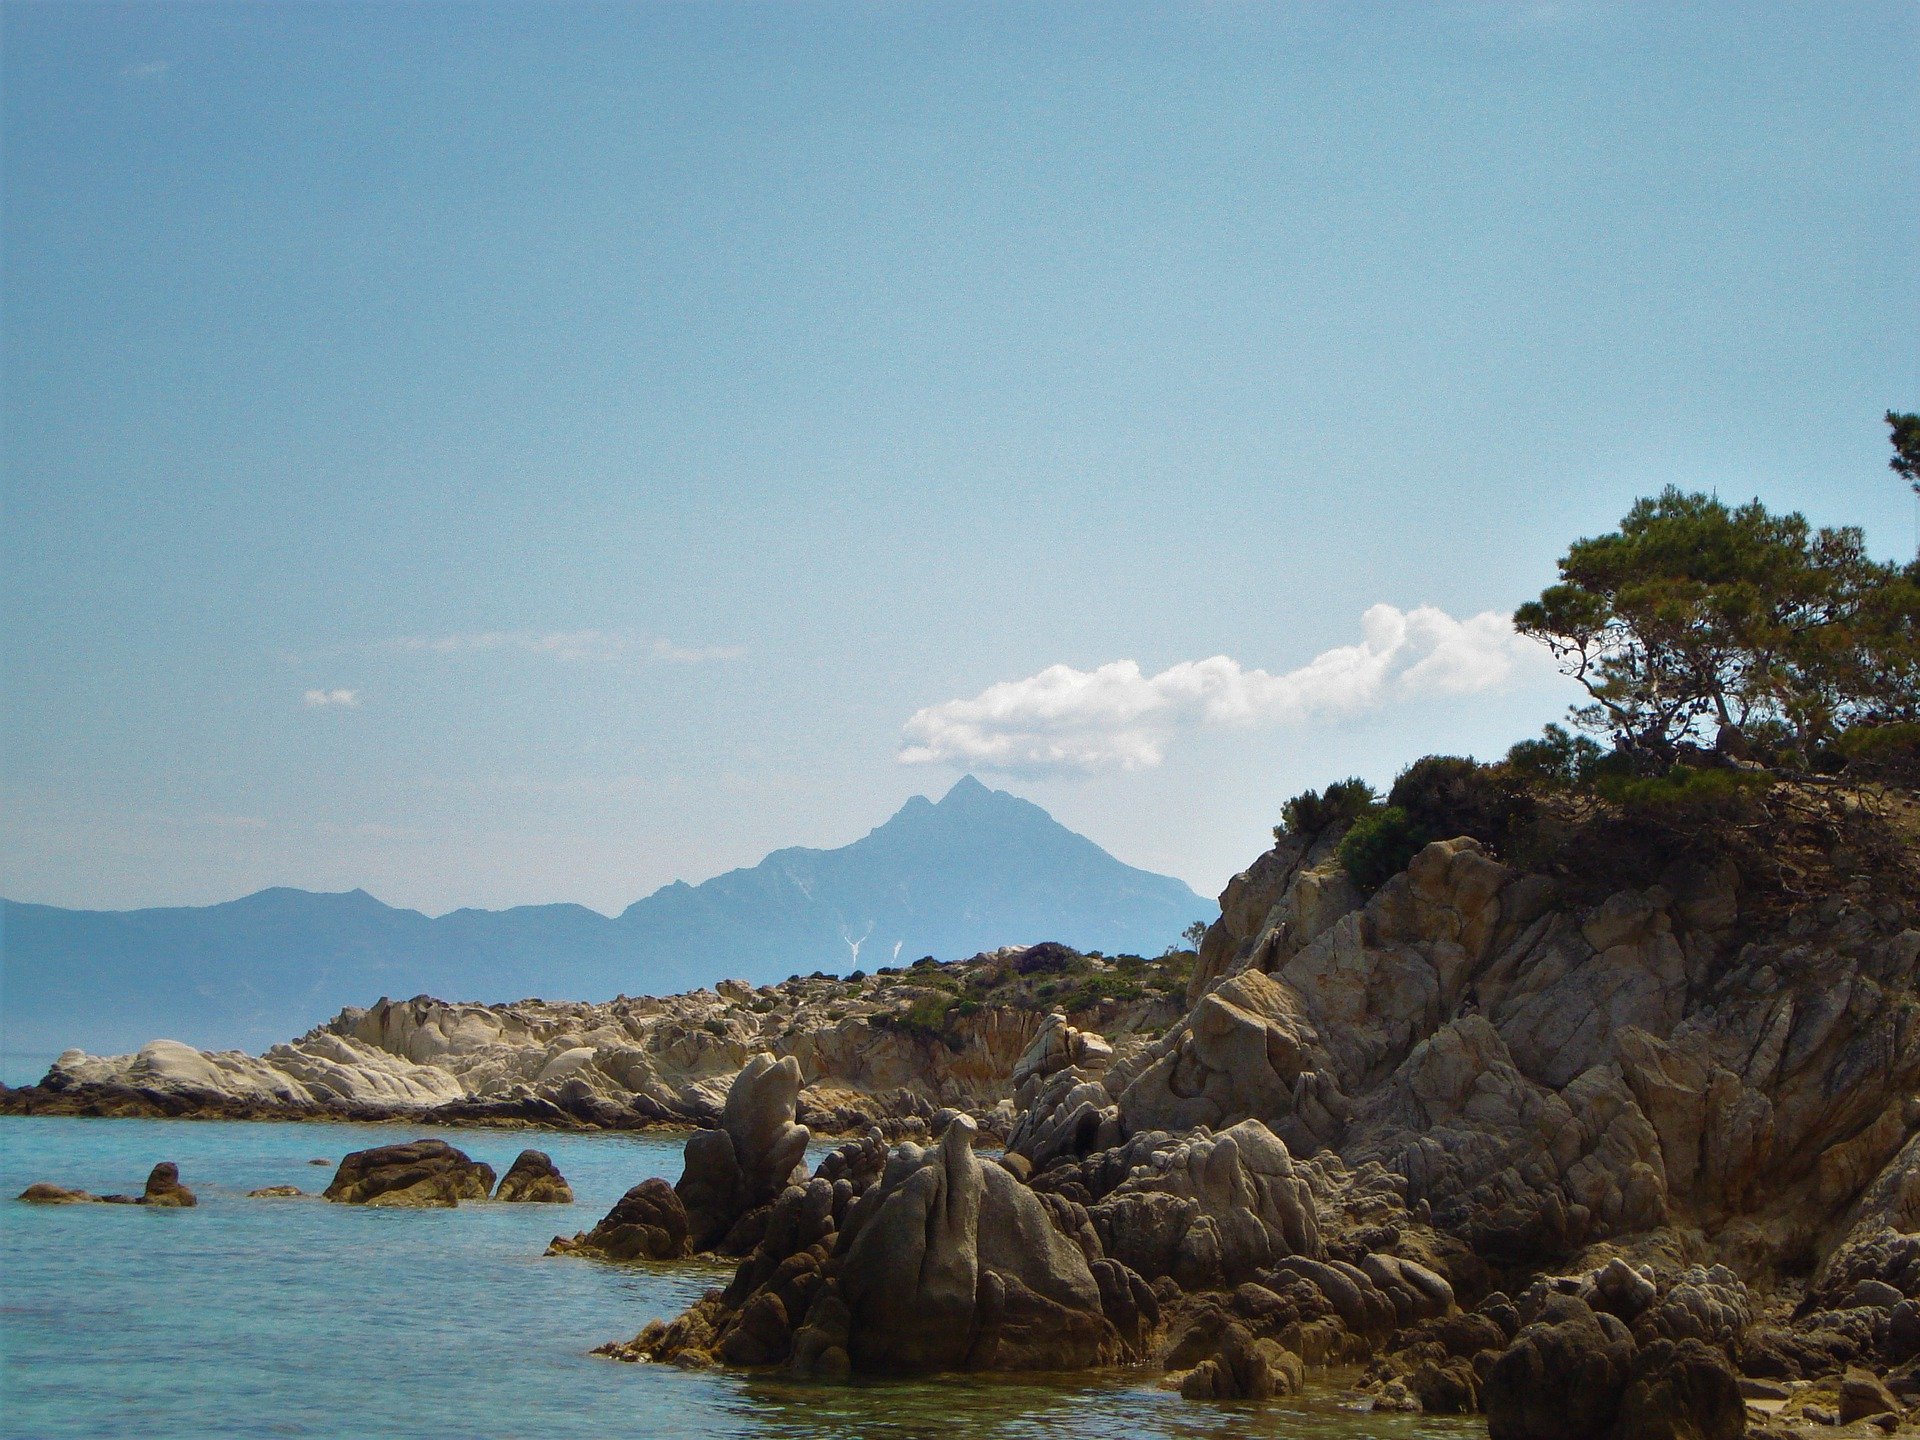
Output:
0 777 1210 1058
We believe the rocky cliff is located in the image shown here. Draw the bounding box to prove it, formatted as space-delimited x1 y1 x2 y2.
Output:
578 778 1920 1436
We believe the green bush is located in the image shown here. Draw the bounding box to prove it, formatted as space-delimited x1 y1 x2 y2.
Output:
1388 755 1532 852
1336 806 1425 890
1595 762 1772 813
1277 777 1378 841
1503 724 1605 791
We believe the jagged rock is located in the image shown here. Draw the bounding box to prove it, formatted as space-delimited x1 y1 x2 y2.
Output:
322 1139 495 1208
248 1185 304 1198
824 1117 1129 1372
1484 1294 1636 1440
1085 1120 1320 1289
493 1150 573 1203
548 1178 689 1260
1011 1013 1113 1108
1116 969 1346 1154
1613 1337 1745 1440
1839 1366 1900 1423
676 1054 810 1251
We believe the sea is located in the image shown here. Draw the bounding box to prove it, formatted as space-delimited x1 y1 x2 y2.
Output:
0 1102 1483 1438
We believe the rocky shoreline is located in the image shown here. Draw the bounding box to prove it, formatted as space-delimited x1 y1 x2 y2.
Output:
10 780 1920 1436
0 943 1185 1139
557 797 1920 1437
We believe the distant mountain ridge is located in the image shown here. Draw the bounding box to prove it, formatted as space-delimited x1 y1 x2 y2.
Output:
1 777 1210 1057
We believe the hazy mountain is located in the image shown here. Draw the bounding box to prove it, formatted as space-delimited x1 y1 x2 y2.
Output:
1 777 1210 1058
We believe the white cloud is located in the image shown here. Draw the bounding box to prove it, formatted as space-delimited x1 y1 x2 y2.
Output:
303 688 360 708
382 630 741 664
899 604 1547 774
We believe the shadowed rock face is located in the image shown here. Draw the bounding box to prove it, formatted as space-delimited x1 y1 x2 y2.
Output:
493 1150 572 1203
322 1139 495 1208
547 1178 689 1261
830 1116 1124 1373
676 1053 810 1251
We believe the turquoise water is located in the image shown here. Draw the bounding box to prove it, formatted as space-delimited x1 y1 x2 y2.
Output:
0 1116 1481 1438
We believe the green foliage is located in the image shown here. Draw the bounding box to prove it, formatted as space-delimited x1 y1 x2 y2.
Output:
1594 762 1772 814
1503 724 1607 790
1337 806 1424 890
1182 919 1210 949
891 993 956 1038
1388 755 1533 851
1835 721 1920 783
1890 411 1920 496
1277 777 1378 841
1514 486 1911 761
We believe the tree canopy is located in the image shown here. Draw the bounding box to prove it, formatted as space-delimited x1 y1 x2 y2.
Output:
1890 410 1920 496
1514 487 1916 764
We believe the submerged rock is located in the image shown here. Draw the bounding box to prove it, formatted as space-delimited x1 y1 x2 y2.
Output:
322 1139 495 1208
248 1185 305 1198
494 1149 573 1203
18 1182 94 1204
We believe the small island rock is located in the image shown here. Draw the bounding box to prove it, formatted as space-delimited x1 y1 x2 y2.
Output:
494 1149 573 1203
323 1138 495 1208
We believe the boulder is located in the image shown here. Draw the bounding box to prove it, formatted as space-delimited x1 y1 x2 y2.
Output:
18 1182 94 1204
1839 1366 1900 1424
1611 1338 1745 1440
548 1177 690 1261
1484 1294 1636 1440
138 1162 196 1207
1172 1322 1304 1401
676 1054 810 1251
1010 1013 1113 1108
322 1139 495 1208
248 1185 304 1198
493 1149 573 1203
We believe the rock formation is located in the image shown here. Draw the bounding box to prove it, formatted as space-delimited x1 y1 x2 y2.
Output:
18 1162 196 1207
322 1139 495 1208
3 943 1185 1133
548 1178 690 1261
675 1054 811 1252
493 1149 572 1203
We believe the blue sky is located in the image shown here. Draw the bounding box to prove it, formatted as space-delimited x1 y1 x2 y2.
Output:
4 2 1915 915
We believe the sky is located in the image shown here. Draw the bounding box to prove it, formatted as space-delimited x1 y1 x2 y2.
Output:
3 2 1915 916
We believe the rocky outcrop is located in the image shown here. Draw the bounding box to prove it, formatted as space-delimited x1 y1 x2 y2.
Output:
676 1054 810 1252
549 1179 690 1261
493 1150 572 1203
613 1115 1155 1376
1077 1121 1321 1290
129 1161 196 1207
322 1139 495 1208
5 944 1187 1133
18 1182 95 1204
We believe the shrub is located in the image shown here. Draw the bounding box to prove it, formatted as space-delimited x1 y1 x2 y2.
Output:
1388 755 1532 852
1503 724 1605 791
1836 721 1920 782
1336 806 1425 890
1277 778 1378 840
1596 762 1772 813
1013 942 1079 976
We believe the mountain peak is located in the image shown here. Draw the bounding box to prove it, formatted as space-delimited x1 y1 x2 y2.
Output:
941 774 992 802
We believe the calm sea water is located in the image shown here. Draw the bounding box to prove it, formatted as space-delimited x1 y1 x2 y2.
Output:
0 1115 1482 1439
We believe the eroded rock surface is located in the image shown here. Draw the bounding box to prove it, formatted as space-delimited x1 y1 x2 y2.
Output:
494 1150 573 1204
322 1139 495 1208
